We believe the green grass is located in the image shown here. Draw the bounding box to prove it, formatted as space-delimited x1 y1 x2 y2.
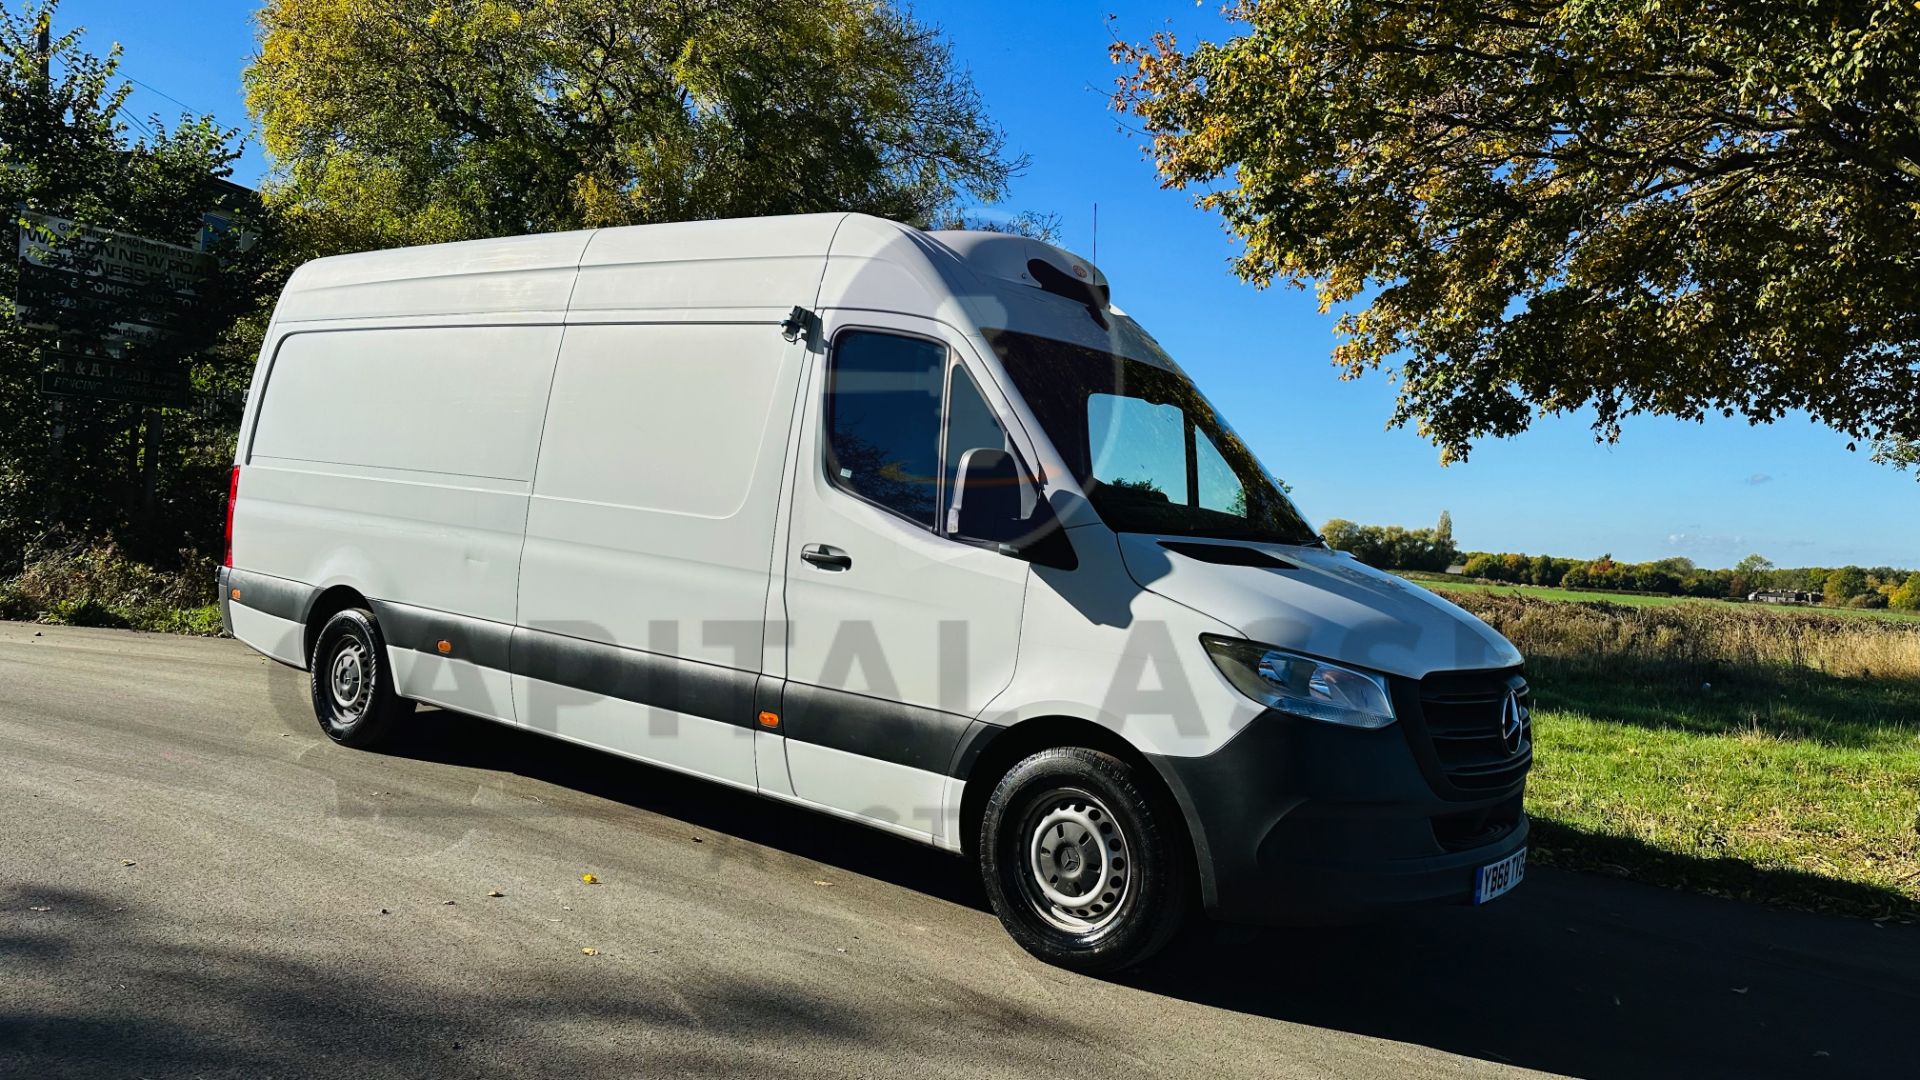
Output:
1402 571 1920 623
1527 672 1920 918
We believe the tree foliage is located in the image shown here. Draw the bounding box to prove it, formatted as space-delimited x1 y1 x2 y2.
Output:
248 0 1023 251
0 1 283 565
1891 573 1920 612
1116 1 1920 463
1824 565 1870 606
1321 512 1457 571
1873 436 1920 474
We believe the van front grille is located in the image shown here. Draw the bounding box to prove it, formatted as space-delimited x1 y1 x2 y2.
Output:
1414 668 1532 794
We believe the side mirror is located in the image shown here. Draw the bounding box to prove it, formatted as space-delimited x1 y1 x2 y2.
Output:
949 448 1077 571
949 448 1022 542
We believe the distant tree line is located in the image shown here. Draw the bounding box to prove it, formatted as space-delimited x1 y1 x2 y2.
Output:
1320 512 1458 573
1323 518 1920 612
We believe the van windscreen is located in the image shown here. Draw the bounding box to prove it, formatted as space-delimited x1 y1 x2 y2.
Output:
981 328 1318 546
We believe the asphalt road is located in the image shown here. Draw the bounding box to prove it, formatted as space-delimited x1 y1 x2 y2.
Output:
3 623 1916 1079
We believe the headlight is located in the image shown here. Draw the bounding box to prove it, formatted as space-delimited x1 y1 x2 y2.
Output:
1200 635 1397 729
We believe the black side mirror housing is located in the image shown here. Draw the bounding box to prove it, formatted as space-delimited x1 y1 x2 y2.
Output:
949 448 1077 571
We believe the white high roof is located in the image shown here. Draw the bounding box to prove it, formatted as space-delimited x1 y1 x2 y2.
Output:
268 213 1115 330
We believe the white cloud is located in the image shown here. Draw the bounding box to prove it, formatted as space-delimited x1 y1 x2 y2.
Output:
1666 531 1746 556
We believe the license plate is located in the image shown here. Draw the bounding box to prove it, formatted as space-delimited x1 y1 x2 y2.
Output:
1474 847 1526 904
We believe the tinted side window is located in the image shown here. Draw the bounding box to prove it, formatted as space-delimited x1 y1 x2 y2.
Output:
825 331 946 528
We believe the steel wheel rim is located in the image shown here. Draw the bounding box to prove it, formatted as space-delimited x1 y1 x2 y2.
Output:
1019 789 1132 934
328 637 372 718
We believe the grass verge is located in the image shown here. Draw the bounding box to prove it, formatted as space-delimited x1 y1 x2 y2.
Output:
0 543 224 636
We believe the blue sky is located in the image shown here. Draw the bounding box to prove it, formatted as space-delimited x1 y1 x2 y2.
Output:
56 0 1920 569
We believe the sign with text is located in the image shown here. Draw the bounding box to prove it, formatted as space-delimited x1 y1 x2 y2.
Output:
15 211 209 353
39 350 193 409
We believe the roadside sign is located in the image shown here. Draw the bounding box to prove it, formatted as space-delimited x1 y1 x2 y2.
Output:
15 210 209 355
39 350 192 408
17 211 207 290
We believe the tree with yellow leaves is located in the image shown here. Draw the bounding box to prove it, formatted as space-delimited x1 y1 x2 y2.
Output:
247 0 1022 252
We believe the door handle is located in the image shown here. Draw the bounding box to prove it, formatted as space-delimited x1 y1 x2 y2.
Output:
800 544 852 571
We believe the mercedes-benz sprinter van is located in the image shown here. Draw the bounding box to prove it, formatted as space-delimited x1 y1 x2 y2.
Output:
222 213 1531 972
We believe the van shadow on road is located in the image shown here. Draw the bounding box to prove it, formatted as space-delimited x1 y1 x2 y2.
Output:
385 709 1919 1080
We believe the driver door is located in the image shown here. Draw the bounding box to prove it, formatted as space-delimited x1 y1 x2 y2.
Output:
775 316 1031 841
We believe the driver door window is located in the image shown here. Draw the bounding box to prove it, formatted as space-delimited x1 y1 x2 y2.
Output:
823 331 946 529
824 330 1018 537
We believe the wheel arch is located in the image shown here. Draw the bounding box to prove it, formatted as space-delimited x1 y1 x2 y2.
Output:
302 584 373 664
955 715 1195 875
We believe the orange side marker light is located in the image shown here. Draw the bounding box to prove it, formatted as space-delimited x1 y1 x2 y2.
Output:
436 639 452 654
757 710 780 729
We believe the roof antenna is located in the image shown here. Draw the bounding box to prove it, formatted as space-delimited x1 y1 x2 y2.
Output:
1091 202 1098 264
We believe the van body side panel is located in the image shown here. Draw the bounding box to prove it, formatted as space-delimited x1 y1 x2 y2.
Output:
508 674 761 791
985 528 1257 757
514 321 807 774
230 324 560 716
505 626 762 787
517 322 803 668
510 676 760 789
389 652 519 726
248 326 554 483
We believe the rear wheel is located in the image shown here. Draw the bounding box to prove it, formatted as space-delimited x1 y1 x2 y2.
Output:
980 746 1191 973
309 607 412 748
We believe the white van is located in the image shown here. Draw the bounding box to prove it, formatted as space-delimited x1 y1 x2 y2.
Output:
222 213 1531 971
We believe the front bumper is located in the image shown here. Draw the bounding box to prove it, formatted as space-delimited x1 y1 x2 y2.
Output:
1147 708 1529 924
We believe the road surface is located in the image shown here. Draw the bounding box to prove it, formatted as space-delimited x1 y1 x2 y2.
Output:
3 622 1915 1079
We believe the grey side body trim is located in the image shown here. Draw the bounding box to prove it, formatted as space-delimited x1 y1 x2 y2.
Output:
226 568 316 624
780 681 978 776
233 586 1000 778
373 599 514 672
511 625 758 730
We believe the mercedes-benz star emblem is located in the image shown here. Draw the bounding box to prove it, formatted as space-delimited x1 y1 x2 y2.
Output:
1500 689 1528 755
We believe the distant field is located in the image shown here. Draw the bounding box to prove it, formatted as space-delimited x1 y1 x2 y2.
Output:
1398 571 1920 623
1449 591 1920 920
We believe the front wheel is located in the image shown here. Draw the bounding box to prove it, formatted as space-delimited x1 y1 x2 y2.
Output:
309 607 413 748
979 747 1192 973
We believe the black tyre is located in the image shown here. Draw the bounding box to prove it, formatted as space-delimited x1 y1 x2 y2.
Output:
308 607 413 748
979 746 1192 973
